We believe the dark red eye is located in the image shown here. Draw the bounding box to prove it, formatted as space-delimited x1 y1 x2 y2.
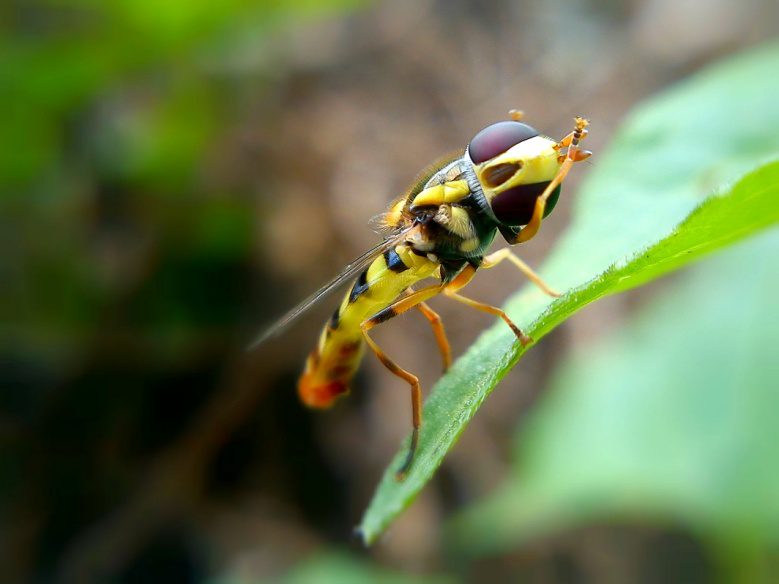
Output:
491 182 561 226
468 121 539 164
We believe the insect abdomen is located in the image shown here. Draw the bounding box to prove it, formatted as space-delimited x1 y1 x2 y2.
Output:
298 245 438 408
298 322 364 408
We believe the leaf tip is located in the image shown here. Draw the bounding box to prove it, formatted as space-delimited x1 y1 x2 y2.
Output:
351 524 368 545
355 521 379 546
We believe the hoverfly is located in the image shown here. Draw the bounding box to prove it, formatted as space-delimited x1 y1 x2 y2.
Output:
250 111 591 479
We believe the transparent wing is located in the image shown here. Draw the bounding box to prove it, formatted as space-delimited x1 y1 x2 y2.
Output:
246 226 414 351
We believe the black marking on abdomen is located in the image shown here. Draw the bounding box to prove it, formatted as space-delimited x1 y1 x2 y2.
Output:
329 307 340 330
384 248 409 273
349 270 370 303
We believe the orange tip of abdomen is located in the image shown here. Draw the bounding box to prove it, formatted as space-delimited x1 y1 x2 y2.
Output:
298 374 349 409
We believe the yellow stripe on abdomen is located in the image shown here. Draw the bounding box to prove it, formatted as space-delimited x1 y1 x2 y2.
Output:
298 246 438 408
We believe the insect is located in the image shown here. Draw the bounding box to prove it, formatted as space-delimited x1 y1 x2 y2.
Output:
250 111 591 479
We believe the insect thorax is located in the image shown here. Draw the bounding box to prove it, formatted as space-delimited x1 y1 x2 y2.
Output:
399 156 499 282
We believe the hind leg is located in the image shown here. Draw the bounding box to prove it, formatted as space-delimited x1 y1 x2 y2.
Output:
360 284 444 480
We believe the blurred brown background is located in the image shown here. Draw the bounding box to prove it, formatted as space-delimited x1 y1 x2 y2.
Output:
2 0 778 582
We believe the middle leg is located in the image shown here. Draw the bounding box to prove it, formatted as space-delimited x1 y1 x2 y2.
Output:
416 300 452 372
481 248 560 297
401 285 452 372
444 264 533 347
444 291 533 347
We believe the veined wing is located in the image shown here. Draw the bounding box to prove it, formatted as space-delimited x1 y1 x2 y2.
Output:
247 226 414 351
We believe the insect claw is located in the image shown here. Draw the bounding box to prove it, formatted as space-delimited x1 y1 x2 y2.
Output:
574 116 589 129
395 427 419 481
351 526 366 544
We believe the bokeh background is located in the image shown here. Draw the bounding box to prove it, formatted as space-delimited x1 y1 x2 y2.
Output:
2 1 778 582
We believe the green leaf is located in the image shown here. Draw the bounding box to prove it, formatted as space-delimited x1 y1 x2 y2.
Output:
447 228 779 563
358 42 779 544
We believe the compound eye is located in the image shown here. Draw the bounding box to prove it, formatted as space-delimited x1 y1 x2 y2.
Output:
468 121 539 164
491 183 561 226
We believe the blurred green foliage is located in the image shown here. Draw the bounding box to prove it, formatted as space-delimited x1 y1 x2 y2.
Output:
1 0 362 187
2 0 362 352
232 551 453 584
360 42 779 544
1 1 366 580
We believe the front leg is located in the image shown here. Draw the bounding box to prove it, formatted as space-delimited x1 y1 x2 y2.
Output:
509 117 591 244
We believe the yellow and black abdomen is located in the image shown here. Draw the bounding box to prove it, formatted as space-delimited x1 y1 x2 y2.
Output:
298 245 438 408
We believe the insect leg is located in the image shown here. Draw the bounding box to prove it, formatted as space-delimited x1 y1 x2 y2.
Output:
416 301 452 372
398 286 452 372
444 265 533 347
360 284 444 480
556 127 589 149
481 249 560 297
515 117 591 244
444 290 533 347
